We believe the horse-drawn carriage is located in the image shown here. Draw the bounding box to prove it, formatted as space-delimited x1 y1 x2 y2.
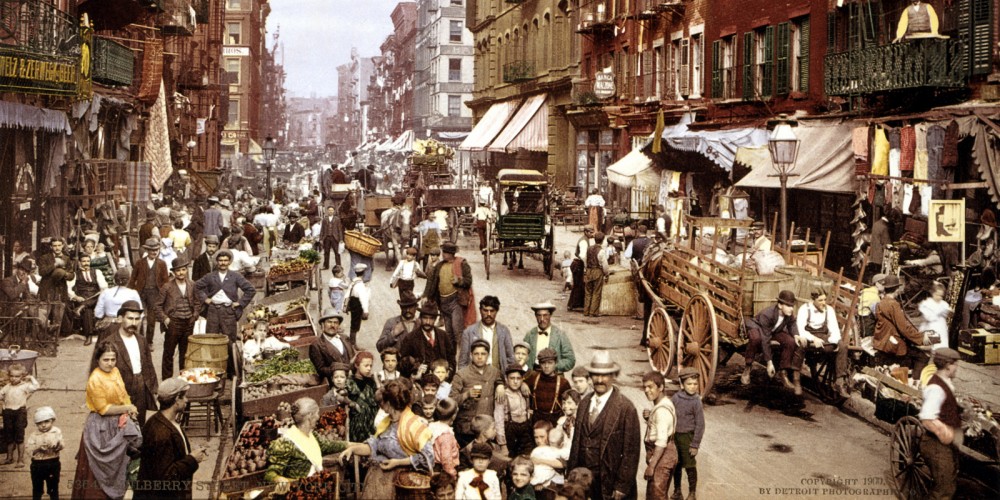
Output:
484 169 555 280
638 215 867 400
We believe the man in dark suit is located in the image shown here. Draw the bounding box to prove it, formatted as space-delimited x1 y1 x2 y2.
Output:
0 260 32 302
320 205 344 269
309 309 357 387
376 294 420 353
194 250 256 377
742 289 803 394
95 300 159 426
191 235 219 283
155 257 200 379
130 237 170 347
567 350 641 500
399 303 455 372
136 378 208 499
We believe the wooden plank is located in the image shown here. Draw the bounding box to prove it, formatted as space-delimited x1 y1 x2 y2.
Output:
660 266 740 319
659 253 742 295
668 276 740 321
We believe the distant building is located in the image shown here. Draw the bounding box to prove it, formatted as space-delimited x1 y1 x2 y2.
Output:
414 0 474 145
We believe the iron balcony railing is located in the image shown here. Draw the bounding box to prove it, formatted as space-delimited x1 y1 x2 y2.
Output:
825 38 966 96
92 36 134 86
0 0 78 56
503 61 534 83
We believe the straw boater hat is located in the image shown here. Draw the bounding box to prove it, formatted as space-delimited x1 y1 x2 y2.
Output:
530 301 557 312
142 237 160 250
584 350 620 375
777 290 796 306
319 308 344 323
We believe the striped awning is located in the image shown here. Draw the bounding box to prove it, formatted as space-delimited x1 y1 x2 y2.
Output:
459 99 522 151
488 94 548 153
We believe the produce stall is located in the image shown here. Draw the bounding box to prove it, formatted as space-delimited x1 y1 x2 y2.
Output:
265 250 320 296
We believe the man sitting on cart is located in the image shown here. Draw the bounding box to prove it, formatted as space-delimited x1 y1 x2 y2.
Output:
795 288 851 399
742 290 804 395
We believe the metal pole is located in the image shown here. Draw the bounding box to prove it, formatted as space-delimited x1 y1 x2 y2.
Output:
266 160 272 201
779 172 788 248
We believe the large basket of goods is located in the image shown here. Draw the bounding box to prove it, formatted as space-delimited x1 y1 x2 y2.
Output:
344 230 381 257
394 470 432 499
0 346 38 376
178 367 221 398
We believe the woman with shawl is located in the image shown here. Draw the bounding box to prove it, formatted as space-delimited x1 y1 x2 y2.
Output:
341 379 435 499
71 341 142 500
264 397 349 493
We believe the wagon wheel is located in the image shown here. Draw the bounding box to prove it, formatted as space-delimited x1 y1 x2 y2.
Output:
891 416 932 500
484 221 492 280
646 306 676 376
542 229 555 279
677 292 719 397
804 351 845 405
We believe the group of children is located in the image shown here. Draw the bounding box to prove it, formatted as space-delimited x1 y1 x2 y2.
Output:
312 341 706 500
1 364 63 500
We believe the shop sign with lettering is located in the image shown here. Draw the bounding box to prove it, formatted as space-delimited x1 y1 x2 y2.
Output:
594 72 615 99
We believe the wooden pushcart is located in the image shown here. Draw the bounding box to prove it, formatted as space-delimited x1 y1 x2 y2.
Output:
639 215 867 400
484 169 555 280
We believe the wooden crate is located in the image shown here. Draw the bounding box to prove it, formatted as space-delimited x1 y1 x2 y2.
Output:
240 384 329 418
218 420 274 494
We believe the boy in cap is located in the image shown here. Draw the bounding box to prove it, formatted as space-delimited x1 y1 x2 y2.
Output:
26 406 63 500
456 441 501 500
512 341 531 372
671 367 705 500
345 263 371 345
524 348 570 426
642 371 677 500
391 247 426 300
136 378 208 499
494 366 533 458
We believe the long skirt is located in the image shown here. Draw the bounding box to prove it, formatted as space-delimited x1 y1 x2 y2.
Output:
567 259 586 309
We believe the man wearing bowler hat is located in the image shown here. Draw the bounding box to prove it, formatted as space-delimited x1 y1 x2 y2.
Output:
399 303 455 372
376 292 420 352
155 257 200 379
310 309 357 387
918 347 962 500
195 249 256 377
742 289 804 394
567 350 641 500
523 302 575 373
874 274 931 377
192 235 220 283
97 300 158 425
130 237 170 347
423 241 474 348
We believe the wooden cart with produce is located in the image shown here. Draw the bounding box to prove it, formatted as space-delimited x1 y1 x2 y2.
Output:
638 215 867 402
265 251 320 296
484 169 555 280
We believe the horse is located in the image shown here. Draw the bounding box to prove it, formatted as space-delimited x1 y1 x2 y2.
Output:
379 204 413 270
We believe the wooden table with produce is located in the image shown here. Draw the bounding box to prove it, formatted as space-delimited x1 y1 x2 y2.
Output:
265 249 321 297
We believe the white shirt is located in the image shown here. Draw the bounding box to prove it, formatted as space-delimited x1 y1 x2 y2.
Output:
589 387 613 420
796 303 842 345
536 327 551 354
481 324 496 364
346 279 370 313
120 333 142 374
324 334 345 355
392 260 421 281
94 286 143 319
66 269 109 299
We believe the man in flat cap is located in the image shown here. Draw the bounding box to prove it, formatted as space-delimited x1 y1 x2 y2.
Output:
155 257 199 379
195 249 256 377
310 309 357 387
524 347 570 427
376 293 420 353
523 302 575 373
96 300 158 425
568 350 641 500
130 237 171 347
424 241 474 348
918 347 962 500
136 378 208 499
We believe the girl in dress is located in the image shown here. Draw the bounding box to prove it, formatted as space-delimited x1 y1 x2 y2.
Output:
918 281 952 349
347 351 380 442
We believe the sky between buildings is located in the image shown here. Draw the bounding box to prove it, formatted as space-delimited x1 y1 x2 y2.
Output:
267 0 398 98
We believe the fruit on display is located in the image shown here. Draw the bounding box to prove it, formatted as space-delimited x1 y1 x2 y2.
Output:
243 383 309 400
284 297 310 312
267 258 313 279
223 416 280 478
315 406 348 442
178 367 219 384
284 469 340 499
248 305 278 321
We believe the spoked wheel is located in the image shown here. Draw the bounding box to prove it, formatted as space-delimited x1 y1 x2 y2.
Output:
646 306 676 376
804 351 846 405
677 292 720 397
891 416 932 500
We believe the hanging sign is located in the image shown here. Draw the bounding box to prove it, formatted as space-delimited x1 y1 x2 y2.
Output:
928 199 964 243
594 72 615 99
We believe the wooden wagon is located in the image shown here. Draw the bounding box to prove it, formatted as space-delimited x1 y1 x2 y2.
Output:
484 169 555 280
639 215 867 401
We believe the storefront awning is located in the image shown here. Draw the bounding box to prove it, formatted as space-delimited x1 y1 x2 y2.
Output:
734 121 857 193
646 112 769 172
488 94 548 153
374 138 394 152
0 100 71 134
459 100 522 151
608 148 660 189
248 138 263 160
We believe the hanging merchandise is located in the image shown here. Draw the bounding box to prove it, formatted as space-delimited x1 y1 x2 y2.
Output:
914 123 929 182
871 127 890 176
853 126 870 174
927 124 949 198
899 126 916 171
942 121 959 168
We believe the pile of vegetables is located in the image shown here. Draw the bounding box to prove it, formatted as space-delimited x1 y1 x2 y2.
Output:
245 349 316 384
298 249 320 264
243 383 310 400
223 416 280 478
267 258 313 279
315 406 348 443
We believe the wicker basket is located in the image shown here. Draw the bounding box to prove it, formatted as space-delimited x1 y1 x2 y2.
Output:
344 230 381 257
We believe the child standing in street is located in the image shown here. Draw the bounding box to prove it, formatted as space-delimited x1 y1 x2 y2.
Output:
390 247 425 299
643 371 678 500
1 364 40 467
26 406 62 500
456 442 501 500
672 367 705 500
494 367 533 459
560 251 573 292
327 265 347 315
376 348 400 388
345 263 370 345
346 351 379 442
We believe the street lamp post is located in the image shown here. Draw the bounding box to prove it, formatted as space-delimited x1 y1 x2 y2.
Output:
767 115 800 248
264 136 276 201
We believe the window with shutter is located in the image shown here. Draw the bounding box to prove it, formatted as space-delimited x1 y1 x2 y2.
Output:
711 40 722 98
798 18 810 92
827 11 836 52
742 32 754 100
680 38 690 97
776 23 790 95
762 26 774 98
969 0 993 75
642 50 654 99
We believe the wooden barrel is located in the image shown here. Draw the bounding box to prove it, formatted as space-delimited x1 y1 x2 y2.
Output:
185 334 230 373
753 274 793 315
796 274 834 304
774 266 811 299
736 268 758 316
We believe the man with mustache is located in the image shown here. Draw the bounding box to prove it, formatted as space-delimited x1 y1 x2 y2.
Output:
376 293 420 353
399 303 455 373
568 350 641 500
195 250 256 378
309 309 357 387
94 300 158 426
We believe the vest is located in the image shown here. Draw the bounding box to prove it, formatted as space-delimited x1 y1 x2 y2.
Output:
586 244 602 268
74 268 101 299
905 4 932 36
927 374 962 428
